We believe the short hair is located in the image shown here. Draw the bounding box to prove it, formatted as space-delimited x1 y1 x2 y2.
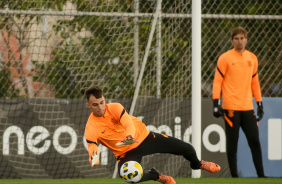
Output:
85 85 103 100
231 27 248 40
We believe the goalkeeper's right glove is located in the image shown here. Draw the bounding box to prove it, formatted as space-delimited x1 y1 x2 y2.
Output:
256 101 264 121
213 99 224 118
116 135 138 146
91 152 100 167
88 145 100 167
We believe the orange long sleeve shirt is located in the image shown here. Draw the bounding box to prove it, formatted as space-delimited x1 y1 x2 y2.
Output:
213 48 262 110
84 103 150 158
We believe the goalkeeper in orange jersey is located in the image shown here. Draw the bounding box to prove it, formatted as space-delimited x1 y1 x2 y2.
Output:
212 27 265 177
84 85 221 184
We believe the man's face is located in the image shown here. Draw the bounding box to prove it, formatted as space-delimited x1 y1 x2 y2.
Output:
86 95 106 117
231 33 247 52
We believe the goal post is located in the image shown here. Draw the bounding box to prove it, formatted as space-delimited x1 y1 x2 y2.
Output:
191 0 202 178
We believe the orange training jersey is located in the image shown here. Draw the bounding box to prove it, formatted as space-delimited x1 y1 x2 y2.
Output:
84 103 150 158
213 48 262 110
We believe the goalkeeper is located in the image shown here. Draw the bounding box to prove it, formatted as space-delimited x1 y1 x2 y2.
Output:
84 85 221 184
212 27 265 178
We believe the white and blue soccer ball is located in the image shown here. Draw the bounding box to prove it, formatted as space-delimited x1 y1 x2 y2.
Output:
120 161 143 183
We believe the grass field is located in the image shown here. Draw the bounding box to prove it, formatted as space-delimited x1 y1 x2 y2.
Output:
1 178 281 184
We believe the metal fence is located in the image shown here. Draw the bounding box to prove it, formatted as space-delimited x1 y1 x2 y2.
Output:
0 0 281 179
0 0 281 99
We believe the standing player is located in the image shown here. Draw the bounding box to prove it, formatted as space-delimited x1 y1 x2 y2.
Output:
85 85 221 184
212 27 265 177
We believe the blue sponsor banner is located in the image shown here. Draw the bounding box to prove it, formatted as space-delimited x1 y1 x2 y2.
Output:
237 97 282 177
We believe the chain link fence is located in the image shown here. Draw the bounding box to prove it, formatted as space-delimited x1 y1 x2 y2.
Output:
0 0 281 179
0 1 281 99
201 1 282 97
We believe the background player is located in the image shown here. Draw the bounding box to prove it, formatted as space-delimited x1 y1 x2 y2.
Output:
212 27 265 177
85 85 221 184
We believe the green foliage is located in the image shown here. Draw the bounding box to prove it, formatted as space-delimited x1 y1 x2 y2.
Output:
200 1 282 97
34 41 83 98
0 0 280 99
35 37 135 99
0 0 68 10
0 0 68 98
0 66 20 98
0 66 11 97
49 8 136 98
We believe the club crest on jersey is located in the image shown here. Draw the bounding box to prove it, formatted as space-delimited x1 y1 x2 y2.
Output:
248 60 252 67
111 117 119 124
228 110 234 117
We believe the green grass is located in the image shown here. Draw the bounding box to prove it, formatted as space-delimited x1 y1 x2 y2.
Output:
0 178 281 184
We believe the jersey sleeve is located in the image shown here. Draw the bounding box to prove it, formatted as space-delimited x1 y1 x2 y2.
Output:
212 54 227 100
84 123 98 161
251 56 262 102
111 103 136 137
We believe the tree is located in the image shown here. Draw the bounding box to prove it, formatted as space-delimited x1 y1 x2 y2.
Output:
0 0 68 98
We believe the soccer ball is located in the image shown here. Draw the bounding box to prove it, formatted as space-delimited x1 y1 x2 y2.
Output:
120 161 143 183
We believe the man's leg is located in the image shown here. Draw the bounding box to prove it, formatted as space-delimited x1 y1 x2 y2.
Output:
117 132 220 183
224 110 241 177
137 132 202 169
137 132 220 172
117 156 160 183
241 111 265 177
117 149 174 183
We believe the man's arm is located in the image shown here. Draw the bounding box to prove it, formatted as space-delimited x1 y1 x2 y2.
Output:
111 103 136 137
87 140 99 166
251 57 263 121
251 57 262 103
111 103 138 146
251 72 262 101
212 56 226 118
120 110 136 138
85 124 100 167
212 55 226 100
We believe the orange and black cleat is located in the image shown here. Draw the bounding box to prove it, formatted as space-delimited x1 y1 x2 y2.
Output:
149 168 176 184
200 160 221 173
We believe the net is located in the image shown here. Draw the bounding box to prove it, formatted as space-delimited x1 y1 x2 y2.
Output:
0 0 193 179
0 0 281 179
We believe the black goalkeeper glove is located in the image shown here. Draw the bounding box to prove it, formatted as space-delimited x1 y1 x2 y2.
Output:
256 101 264 121
213 99 224 118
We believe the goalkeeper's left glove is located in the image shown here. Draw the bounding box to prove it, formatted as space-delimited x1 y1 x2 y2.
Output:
256 101 264 121
213 99 224 118
116 135 138 146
